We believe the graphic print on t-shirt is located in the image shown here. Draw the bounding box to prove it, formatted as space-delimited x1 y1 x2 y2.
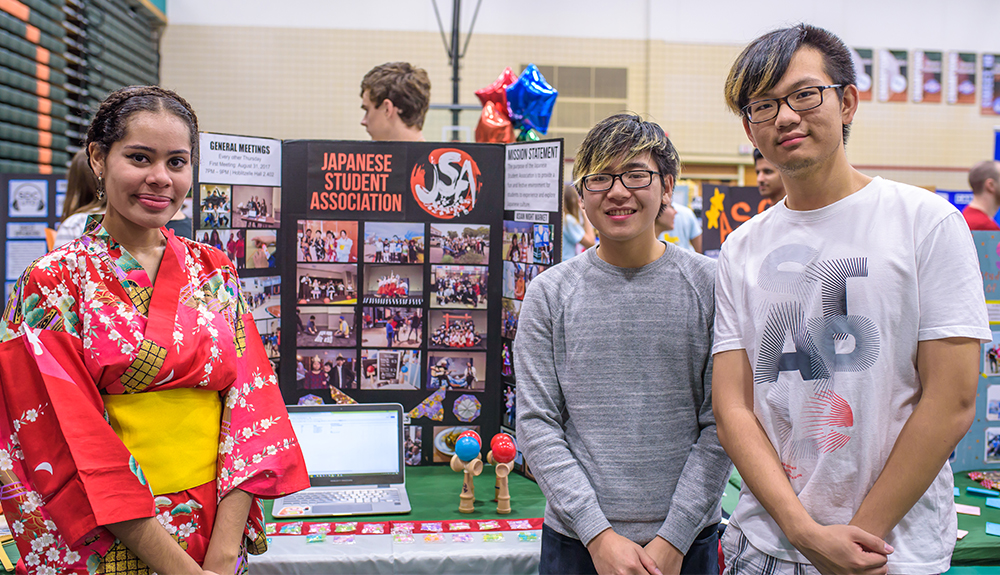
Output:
752 244 880 477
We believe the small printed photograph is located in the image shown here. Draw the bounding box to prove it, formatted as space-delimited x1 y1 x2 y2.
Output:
240 275 281 320
503 220 532 264
429 223 490 265
501 298 520 340
501 340 515 379
428 309 487 350
363 221 424 263
8 179 48 217
533 224 554 265
256 318 280 358
296 264 357 304
989 385 1000 422
432 425 480 463
363 265 423 305
502 261 544 301
503 383 516 428
361 306 423 348
200 184 232 228
426 351 486 393
430 265 488 309
404 425 422 466
197 229 245 265
246 230 277 269
232 185 280 228
359 349 421 390
296 349 357 391
297 220 358 263
983 332 1000 377
296 306 355 347
988 427 1000 464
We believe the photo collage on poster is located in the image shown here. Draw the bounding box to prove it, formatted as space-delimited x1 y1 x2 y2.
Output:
292 218 493 465
196 134 284 379
198 183 282 271
197 183 283 375
499 219 552 475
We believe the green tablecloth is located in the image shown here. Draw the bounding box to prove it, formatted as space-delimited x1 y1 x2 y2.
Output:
954 472 1000 566
266 464 547 523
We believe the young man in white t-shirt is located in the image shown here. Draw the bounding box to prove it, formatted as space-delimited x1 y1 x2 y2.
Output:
714 24 990 575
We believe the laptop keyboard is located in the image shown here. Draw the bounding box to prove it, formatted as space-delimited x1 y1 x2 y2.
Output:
283 488 401 506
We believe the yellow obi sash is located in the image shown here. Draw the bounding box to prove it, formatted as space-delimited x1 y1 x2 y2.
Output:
103 388 222 495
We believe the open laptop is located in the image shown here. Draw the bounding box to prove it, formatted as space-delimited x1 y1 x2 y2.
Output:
272 403 411 517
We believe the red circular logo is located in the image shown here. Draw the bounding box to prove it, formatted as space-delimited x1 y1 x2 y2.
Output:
410 148 482 219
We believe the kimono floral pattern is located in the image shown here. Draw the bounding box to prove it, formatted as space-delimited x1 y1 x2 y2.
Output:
0 220 308 573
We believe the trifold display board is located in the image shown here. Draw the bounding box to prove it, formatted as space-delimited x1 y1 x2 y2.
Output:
0 174 66 301
956 231 1000 472
195 135 563 469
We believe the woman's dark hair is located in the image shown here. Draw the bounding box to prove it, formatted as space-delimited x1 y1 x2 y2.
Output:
62 149 101 219
86 85 199 165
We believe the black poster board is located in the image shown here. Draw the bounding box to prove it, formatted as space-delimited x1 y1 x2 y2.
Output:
193 135 563 466
275 139 563 466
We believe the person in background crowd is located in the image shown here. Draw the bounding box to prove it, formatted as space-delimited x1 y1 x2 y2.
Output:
715 23 989 574
654 201 678 245
754 147 786 205
964 160 1000 231
360 62 430 142
562 183 596 261
659 200 703 253
0 85 308 574
517 112 730 575
54 149 104 248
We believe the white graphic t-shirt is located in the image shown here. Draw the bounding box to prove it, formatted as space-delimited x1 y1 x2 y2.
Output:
713 177 991 573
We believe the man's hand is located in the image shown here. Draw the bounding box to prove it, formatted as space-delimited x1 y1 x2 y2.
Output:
790 523 893 575
586 529 662 575
644 536 683 575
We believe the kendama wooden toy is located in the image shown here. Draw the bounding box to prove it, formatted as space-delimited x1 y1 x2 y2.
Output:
450 435 483 513
487 433 517 514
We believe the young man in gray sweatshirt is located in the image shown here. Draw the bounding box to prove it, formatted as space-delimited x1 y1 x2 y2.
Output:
515 113 732 575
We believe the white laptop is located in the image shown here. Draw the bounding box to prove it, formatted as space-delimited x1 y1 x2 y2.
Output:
273 403 412 517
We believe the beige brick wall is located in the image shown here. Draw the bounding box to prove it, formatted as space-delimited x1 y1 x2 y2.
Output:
161 25 993 190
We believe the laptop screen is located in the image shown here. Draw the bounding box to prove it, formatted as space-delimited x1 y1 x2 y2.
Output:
288 405 403 485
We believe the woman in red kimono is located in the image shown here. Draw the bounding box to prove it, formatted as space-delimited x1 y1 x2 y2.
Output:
0 86 308 574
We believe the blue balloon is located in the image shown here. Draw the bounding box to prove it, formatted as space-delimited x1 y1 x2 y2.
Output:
454 436 480 462
506 64 558 134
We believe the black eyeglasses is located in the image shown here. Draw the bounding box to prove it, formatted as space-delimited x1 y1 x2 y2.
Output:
742 84 843 124
581 170 660 192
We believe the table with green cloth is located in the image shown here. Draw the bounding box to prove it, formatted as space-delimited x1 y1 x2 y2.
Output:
0 467 545 574
722 469 1000 572
254 464 548 574
954 472 1000 566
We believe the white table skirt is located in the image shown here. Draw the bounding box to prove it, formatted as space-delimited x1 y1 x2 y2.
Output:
251 530 542 575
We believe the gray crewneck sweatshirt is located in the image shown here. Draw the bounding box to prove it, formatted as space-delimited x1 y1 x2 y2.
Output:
515 245 731 553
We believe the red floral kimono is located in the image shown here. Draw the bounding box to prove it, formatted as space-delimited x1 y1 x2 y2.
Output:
0 220 309 573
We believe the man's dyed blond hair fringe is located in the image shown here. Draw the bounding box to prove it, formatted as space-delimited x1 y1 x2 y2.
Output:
572 112 678 189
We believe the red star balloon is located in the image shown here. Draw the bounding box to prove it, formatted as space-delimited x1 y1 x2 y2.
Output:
475 101 515 143
475 67 518 111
